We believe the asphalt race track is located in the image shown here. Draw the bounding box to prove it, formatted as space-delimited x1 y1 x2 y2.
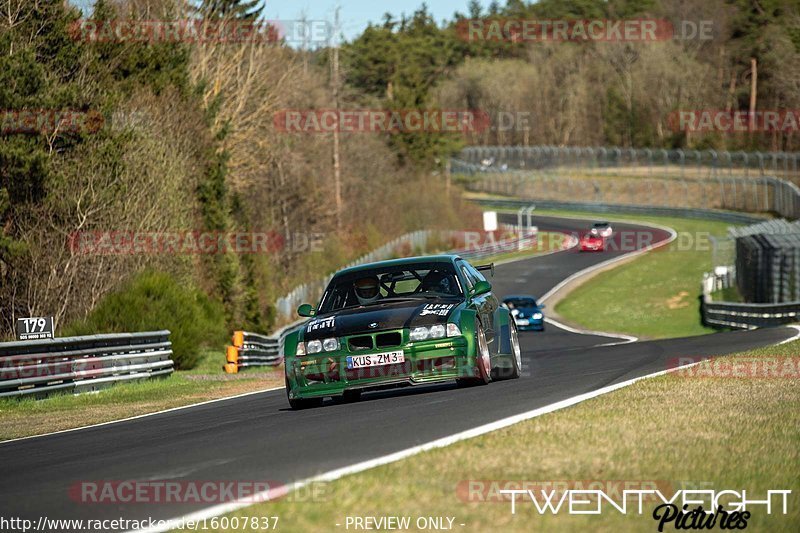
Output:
0 215 794 531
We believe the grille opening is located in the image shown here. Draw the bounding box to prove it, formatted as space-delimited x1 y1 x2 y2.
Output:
376 332 402 348
348 336 373 351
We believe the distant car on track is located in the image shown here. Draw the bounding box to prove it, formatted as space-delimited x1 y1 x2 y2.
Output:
580 232 605 252
283 255 523 409
590 222 613 238
502 295 545 331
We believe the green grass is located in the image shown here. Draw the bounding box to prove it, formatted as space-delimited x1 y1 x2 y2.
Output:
209 339 800 532
712 285 744 303
0 349 284 441
520 209 737 339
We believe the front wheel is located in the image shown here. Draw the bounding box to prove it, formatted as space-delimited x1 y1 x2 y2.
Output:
456 325 491 387
286 377 323 410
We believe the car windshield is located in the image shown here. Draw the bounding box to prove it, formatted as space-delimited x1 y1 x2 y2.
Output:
318 262 463 313
593 223 609 228
504 298 537 308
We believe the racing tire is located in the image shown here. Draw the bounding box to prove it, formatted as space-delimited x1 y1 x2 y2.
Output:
456 325 491 387
286 377 324 410
491 321 522 381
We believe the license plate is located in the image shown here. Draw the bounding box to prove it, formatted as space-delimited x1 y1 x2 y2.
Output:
516 319 530 326
347 351 405 369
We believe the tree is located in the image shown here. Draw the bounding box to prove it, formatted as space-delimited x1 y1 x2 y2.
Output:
194 0 264 20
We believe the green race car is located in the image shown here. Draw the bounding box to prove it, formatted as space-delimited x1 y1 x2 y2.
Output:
283 255 522 409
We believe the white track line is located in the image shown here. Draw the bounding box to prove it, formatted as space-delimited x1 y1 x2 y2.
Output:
778 325 800 344
0 386 284 446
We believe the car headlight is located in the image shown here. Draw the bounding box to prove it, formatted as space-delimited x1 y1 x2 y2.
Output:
307 340 323 354
429 324 446 339
446 323 461 337
410 327 429 342
322 337 340 352
533 312 543 319
411 324 460 341
295 341 306 356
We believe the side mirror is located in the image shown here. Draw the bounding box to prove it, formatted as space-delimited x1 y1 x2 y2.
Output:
471 280 492 298
297 304 317 318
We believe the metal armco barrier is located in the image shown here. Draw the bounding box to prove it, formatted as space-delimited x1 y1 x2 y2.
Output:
702 299 800 329
702 298 800 330
0 331 174 398
453 145 800 220
701 270 800 330
455 146 800 180
224 331 282 373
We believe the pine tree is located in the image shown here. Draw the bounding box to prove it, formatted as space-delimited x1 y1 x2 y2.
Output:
195 0 264 21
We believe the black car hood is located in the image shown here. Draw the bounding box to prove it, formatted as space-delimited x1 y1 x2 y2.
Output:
303 299 462 340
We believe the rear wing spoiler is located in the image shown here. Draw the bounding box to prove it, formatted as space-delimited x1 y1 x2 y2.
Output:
475 263 495 277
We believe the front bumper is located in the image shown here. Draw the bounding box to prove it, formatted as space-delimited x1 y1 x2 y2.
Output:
286 336 475 399
515 317 544 331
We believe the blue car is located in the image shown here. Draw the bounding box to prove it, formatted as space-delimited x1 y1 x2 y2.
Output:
502 295 545 331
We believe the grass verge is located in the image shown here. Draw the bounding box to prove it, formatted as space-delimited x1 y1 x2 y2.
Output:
212 337 800 532
0 350 283 441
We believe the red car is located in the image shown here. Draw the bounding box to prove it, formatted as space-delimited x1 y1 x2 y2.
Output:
580 232 605 252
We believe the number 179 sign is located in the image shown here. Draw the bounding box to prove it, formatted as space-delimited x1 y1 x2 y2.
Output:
16 317 55 341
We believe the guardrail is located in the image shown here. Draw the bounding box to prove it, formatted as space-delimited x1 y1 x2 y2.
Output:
0 331 174 398
456 146 800 180
701 270 800 329
224 331 282 373
472 198 767 225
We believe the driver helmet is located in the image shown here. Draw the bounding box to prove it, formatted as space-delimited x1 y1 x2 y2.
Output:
354 276 381 305
421 271 453 294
